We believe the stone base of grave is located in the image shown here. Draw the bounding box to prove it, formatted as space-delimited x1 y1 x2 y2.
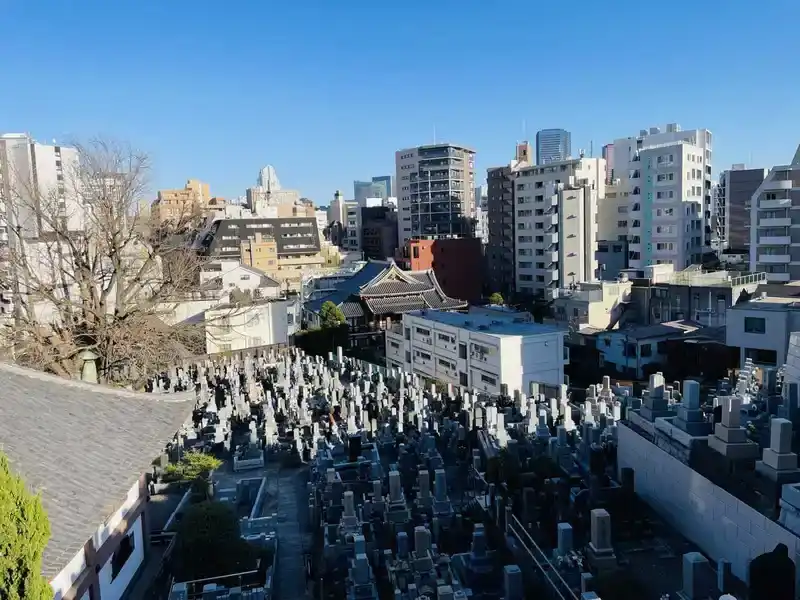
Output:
707 434 760 460
755 461 800 484
586 542 618 574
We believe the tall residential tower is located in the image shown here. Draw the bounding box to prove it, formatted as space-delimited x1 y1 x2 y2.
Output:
395 143 475 249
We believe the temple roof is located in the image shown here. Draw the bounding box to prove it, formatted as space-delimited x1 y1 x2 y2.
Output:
305 260 467 317
0 363 193 578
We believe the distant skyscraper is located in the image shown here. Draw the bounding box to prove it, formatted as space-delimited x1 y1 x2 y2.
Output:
354 175 394 204
535 129 571 164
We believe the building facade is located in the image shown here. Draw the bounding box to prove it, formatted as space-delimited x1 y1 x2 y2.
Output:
486 166 515 296
595 181 630 279
0 134 81 238
514 157 604 298
407 237 484 303
205 298 294 354
726 295 800 367
354 175 393 203
151 179 215 224
395 144 476 249
611 124 713 270
535 129 571 164
716 166 767 252
385 309 567 394
748 148 800 282
361 206 398 260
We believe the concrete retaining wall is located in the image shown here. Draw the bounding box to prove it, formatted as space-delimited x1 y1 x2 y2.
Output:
617 422 800 581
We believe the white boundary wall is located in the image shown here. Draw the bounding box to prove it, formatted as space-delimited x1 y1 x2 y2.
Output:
617 423 800 581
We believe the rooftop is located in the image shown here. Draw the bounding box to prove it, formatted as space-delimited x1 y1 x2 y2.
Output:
0 363 194 578
605 320 705 341
730 296 800 310
406 309 564 337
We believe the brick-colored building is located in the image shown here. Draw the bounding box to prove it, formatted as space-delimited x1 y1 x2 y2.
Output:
405 238 484 303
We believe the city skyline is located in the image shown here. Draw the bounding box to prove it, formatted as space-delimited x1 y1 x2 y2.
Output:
1 1 797 203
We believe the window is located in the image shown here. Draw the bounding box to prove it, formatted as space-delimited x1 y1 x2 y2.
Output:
416 327 431 336
287 313 294 325
412 246 419 259
438 332 454 343
744 317 766 334
480 373 497 385
111 531 135 579
459 343 467 359
459 372 468 386
251 336 262 347
240 274 250 280
640 343 652 357
219 344 232 353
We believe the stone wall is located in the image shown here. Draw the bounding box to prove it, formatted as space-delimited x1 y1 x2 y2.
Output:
617 422 800 581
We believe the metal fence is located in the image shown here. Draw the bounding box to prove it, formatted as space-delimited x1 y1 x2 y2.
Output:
468 466 579 600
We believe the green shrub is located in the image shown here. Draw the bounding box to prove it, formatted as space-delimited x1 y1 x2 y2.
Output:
162 451 222 482
0 453 52 600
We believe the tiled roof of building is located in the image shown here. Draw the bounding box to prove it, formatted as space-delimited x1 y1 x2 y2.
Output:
305 260 467 317
0 363 193 578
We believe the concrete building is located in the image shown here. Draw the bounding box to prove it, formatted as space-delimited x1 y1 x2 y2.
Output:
596 181 630 279
406 237 484 303
395 143 476 249
246 165 306 217
485 142 533 297
748 146 800 282
473 185 488 243
361 206 398 260
354 176 393 203
0 134 81 238
199 260 281 299
205 297 297 354
716 165 767 252
385 308 567 394
551 280 633 331
513 156 605 298
151 179 219 224
611 124 713 270
535 129 571 164
602 143 615 183
726 295 800 367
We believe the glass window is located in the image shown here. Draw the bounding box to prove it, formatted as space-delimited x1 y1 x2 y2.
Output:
744 317 766 334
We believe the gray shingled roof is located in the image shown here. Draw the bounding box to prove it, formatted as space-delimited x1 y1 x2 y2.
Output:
0 363 194 578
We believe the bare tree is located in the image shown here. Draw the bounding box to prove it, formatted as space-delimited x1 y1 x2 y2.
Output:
0 138 216 384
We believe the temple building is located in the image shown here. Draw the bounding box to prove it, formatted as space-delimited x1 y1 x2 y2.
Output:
303 260 467 329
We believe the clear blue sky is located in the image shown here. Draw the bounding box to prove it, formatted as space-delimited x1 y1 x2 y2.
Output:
2 0 798 204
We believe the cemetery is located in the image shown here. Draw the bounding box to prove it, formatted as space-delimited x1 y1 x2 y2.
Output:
141 343 800 600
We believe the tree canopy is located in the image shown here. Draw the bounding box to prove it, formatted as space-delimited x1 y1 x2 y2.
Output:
488 292 504 305
171 501 258 582
319 300 346 328
0 452 52 600
0 138 213 384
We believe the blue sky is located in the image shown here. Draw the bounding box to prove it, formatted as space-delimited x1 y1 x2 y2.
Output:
1 0 798 205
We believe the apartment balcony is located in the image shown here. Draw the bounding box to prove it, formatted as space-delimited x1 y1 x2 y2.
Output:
759 236 791 245
545 250 559 263
550 196 559 207
544 269 559 284
545 213 559 226
540 233 558 246
760 198 791 210
765 179 794 190
758 254 790 264
759 217 792 227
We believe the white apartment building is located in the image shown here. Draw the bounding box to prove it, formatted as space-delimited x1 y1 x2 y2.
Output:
385 308 567 395
205 297 297 354
611 124 712 270
726 294 800 367
513 157 604 298
395 144 476 250
748 146 800 282
0 134 82 240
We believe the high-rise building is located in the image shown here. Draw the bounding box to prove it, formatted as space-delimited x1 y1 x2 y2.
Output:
395 143 475 249
514 156 604 298
246 165 308 217
601 143 615 183
749 146 800 282
535 129 571 164
486 142 532 297
0 134 81 238
473 185 488 243
611 124 713 270
354 176 394 204
716 165 767 251
595 181 629 279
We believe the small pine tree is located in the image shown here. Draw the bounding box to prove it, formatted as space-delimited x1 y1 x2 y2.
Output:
0 453 52 600
319 300 346 328
488 292 504 305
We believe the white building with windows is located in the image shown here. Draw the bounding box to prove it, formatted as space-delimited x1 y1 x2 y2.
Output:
611 124 712 270
385 308 567 395
204 297 298 354
748 146 800 282
513 156 604 298
726 295 800 368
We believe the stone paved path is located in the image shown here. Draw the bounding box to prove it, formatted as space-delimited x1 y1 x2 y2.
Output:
274 467 310 600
